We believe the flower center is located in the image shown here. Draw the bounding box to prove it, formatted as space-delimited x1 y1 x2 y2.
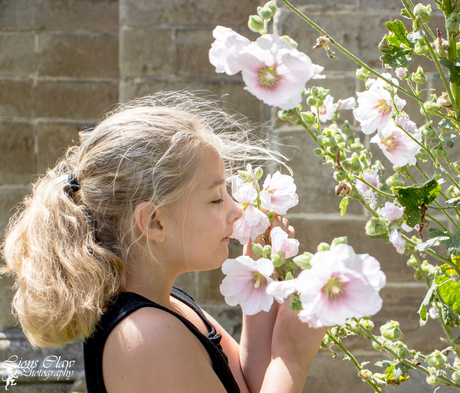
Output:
374 99 392 114
322 277 345 300
319 105 327 115
382 135 397 151
252 272 266 289
259 66 280 89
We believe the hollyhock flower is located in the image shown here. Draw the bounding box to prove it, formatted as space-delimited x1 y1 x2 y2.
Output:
231 205 270 245
395 117 418 134
336 97 357 110
371 119 422 167
295 244 386 328
235 34 325 110
266 280 297 303
395 67 408 79
356 170 379 207
390 229 405 254
232 175 257 204
270 227 299 259
260 171 298 215
220 256 275 315
311 95 335 123
209 26 251 75
380 202 404 222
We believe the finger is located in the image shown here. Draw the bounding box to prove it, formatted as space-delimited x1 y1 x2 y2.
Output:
287 225 295 238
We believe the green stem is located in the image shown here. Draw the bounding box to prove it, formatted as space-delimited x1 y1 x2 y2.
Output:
326 331 382 393
411 248 431 287
281 0 423 103
356 176 394 198
350 183 379 217
295 108 319 144
425 213 449 231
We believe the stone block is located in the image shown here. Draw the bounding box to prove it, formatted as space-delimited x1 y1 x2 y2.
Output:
34 81 118 121
0 276 16 330
0 80 34 118
176 28 217 79
277 10 390 71
0 33 35 77
36 121 93 175
287 215 417 283
0 185 30 232
37 32 119 79
35 0 119 31
279 0 357 7
0 0 36 31
272 128 364 215
120 0 260 29
0 121 34 185
120 27 175 77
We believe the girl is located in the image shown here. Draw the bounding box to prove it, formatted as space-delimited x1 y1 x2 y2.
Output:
2 91 326 393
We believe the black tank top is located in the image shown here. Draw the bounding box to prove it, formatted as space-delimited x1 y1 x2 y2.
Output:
83 286 241 393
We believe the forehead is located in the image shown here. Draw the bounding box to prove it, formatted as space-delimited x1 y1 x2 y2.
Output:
198 146 225 187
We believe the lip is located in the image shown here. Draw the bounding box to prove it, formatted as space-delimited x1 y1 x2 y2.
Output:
222 236 230 243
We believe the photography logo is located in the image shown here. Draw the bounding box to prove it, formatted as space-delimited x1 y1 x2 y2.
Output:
1 355 76 390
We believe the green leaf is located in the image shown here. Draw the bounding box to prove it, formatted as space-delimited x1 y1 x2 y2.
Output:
392 179 441 227
444 134 455 148
435 275 460 314
433 72 441 79
368 231 390 243
419 304 427 326
415 236 449 251
394 362 412 380
400 9 411 19
418 280 436 326
446 197 460 206
380 50 414 68
385 20 414 48
407 29 425 43
339 197 349 216
375 360 394 368
439 59 460 85
429 228 460 255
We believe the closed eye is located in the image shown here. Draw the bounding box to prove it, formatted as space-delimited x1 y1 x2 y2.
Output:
212 198 224 204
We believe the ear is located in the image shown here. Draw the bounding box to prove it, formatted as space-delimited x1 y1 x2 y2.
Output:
134 202 165 243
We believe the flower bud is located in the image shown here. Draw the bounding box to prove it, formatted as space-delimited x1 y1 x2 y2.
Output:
263 245 272 256
253 167 264 181
252 243 264 256
238 171 253 182
328 145 340 155
432 34 449 59
420 121 435 137
248 15 264 33
447 12 460 31
318 134 337 147
272 251 286 267
342 120 352 134
310 86 319 97
414 3 431 24
290 294 303 312
453 161 460 174
414 40 429 55
432 145 447 158
411 66 427 84
359 369 373 380
423 101 442 116
425 350 447 368
331 236 348 248
437 92 452 108
373 340 384 350
372 373 387 388
313 148 324 156
342 152 363 172
380 320 404 340
356 67 370 81
452 370 460 382
393 343 410 359
335 181 352 197
258 5 274 20
266 1 277 14
280 35 298 48
445 185 459 200
426 375 438 386
395 67 408 79
307 96 317 106
378 37 391 53
365 217 387 237
293 252 313 269
406 255 418 267
386 173 404 187
359 318 374 330
301 111 316 125
317 242 330 252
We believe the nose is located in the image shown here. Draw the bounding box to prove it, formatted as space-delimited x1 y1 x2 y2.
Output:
229 199 243 224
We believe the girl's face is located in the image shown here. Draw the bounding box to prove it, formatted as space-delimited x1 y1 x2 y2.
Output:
162 146 242 273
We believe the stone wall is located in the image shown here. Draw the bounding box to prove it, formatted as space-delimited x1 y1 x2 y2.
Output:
0 0 451 392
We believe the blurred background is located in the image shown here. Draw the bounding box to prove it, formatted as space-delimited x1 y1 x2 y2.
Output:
0 0 454 391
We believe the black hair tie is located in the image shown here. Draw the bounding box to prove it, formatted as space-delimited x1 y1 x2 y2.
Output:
67 173 81 194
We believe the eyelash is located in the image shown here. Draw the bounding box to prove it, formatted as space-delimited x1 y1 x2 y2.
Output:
212 198 224 204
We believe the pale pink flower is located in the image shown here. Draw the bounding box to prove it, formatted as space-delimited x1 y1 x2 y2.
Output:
390 229 405 254
231 205 270 245
266 280 297 303
429 307 439 319
235 34 324 110
270 227 299 259
220 256 275 315
395 67 408 79
209 26 251 76
336 97 357 110
311 95 335 123
295 244 386 328
260 172 298 215
232 175 257 204
380 202 404 222
396 117 418 134
371 119 422 167
356 170 379 207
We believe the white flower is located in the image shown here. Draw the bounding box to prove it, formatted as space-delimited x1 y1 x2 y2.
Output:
260 171 298 215
371 119 422 167
231 205 270 245
220 256 275 315
380 202 404 222
209 26 251 75
232 175 257 204
311 95 335 123
429 307 439 319
336 97 357 110
390 229 405 254
295 244 386 328
270 227 299 259
395 117 418 134
356 170 379 207
266 280 297 304
235 34 324 110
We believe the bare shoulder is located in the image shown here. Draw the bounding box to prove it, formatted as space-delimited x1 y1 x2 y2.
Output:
102 307 227 393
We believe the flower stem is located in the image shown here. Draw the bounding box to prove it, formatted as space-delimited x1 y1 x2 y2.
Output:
357 176 394 198
281 0 423 103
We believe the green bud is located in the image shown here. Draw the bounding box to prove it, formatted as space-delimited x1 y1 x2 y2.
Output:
307 96 317 106
452 370 460 382
423 101 442 116
263 244 272 256
359 318 374 330
266 1 277 14
258 5 274 20
331 236 348 248
414 40 429 55
272 251 286 267
313 148 324 156
290 293 303 312
414 3 431 24
447 13 460 32
278 109 298 123
420 121 435 137
293 252 313 270
280 35 298 48
445 185 458 200
266 210 275 223
342 120 352 134
365 217 387 237
311 86 319 97
432 145 447 158
253 168 263 181
426 375 438 386
252 243 264 256
328 145 340 155
425 350 447 368
359 369 373 380
406 255 418 267
239 171 253 182
432 36 449 59
372 340 384 351
361 148 372 160
318 135 337 147
356 67 370 81
333 169 347 181
248 15 264 33
317 242 330 252
380 320 404 340
453 161 460 174
411 66 427 84
378 36 391 53
386 173 404 187
393 343 410 359
343 152 363 172
301 111 316 125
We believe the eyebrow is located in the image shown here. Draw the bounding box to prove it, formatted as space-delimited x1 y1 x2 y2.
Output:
208 178 226 189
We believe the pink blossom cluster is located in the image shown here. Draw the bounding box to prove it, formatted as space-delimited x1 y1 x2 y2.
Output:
209 26 325 110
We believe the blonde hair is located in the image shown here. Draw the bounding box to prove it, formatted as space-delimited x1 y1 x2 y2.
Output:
1 91 283 348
